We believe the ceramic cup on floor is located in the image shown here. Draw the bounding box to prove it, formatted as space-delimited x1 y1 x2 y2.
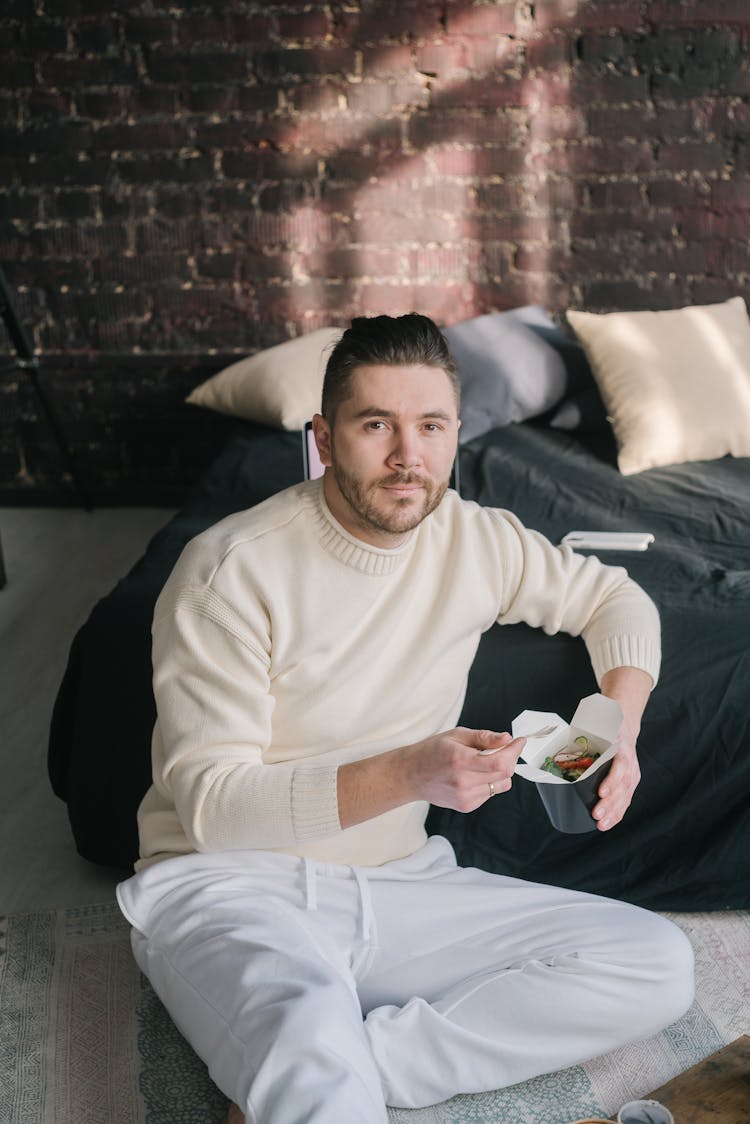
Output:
617 1100 674 1124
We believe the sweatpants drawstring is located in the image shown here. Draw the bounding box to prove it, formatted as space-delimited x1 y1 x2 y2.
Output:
304 858 318 911
302 859 373 945
351 866 374 943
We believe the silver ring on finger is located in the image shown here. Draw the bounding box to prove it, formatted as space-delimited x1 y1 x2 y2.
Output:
487 781 495 798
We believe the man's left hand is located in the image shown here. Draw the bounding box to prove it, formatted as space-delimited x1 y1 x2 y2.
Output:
591 727 641 831
593 665 653 831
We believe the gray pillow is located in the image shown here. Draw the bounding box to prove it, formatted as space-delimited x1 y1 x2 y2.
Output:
443 306 591 444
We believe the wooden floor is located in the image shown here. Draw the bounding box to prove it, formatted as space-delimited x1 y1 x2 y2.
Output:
0 506 175 915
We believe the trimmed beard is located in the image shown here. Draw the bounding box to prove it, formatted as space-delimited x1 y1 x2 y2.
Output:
329 456 449 540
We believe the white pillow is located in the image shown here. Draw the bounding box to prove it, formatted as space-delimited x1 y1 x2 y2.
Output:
566 297 750 474
186 327 343 431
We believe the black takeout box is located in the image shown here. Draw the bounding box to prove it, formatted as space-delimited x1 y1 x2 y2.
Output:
512 694 622 833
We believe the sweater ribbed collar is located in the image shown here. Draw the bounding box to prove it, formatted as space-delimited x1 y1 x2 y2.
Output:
304 478 417 576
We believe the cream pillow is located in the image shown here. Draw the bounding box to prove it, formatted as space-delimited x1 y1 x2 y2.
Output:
567 298 750 474
186 327 343 430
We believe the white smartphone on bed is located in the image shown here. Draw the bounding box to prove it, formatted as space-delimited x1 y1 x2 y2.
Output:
561 531 654 551
301 420 461 494
302 421 325 481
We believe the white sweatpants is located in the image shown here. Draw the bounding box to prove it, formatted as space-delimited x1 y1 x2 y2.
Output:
117 836 694 1124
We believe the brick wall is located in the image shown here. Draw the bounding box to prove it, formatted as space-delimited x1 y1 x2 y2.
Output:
2 0 750 501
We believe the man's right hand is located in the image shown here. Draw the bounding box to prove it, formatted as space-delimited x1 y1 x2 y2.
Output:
401 727 526 812
337 728 525 829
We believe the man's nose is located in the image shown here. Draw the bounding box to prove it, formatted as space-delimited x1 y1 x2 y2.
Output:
388 430 422 468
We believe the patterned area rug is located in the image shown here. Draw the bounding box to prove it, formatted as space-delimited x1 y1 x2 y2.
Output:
1 903 748 1124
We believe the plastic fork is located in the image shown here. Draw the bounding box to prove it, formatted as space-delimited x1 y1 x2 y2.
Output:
477 724 558 756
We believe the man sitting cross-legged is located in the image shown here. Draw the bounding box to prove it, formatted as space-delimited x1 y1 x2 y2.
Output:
117 313 694 1124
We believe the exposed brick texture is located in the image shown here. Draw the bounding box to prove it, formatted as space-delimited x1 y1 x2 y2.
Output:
2 0 750 500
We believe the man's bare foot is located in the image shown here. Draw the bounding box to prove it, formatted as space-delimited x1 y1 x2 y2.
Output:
220 1102 245 1124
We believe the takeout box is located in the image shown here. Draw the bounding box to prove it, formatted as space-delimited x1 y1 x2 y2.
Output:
512 693 622 833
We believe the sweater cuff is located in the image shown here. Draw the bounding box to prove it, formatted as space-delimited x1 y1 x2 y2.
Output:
590 633 661 689
291 765 342 841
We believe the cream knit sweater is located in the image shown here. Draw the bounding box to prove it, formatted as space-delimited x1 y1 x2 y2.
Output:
135 479 660 870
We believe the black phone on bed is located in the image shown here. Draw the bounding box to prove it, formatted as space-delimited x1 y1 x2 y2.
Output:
301 420 461 495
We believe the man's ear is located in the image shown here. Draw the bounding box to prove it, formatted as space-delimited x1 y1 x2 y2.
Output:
311 414 333 467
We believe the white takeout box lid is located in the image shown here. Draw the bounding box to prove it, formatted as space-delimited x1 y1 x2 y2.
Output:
512 693 623 784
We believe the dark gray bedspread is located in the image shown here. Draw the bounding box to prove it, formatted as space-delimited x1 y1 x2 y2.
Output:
49 420 750 908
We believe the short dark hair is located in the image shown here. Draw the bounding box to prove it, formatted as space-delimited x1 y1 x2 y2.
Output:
321 313 460 422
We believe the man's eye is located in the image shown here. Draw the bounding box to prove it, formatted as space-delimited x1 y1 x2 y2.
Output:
423 423 443 432
366 420 386 430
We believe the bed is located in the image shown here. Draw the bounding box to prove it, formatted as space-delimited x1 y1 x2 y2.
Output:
48 304 750 911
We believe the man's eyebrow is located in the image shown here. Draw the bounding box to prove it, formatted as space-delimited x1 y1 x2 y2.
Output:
352 406 454 421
